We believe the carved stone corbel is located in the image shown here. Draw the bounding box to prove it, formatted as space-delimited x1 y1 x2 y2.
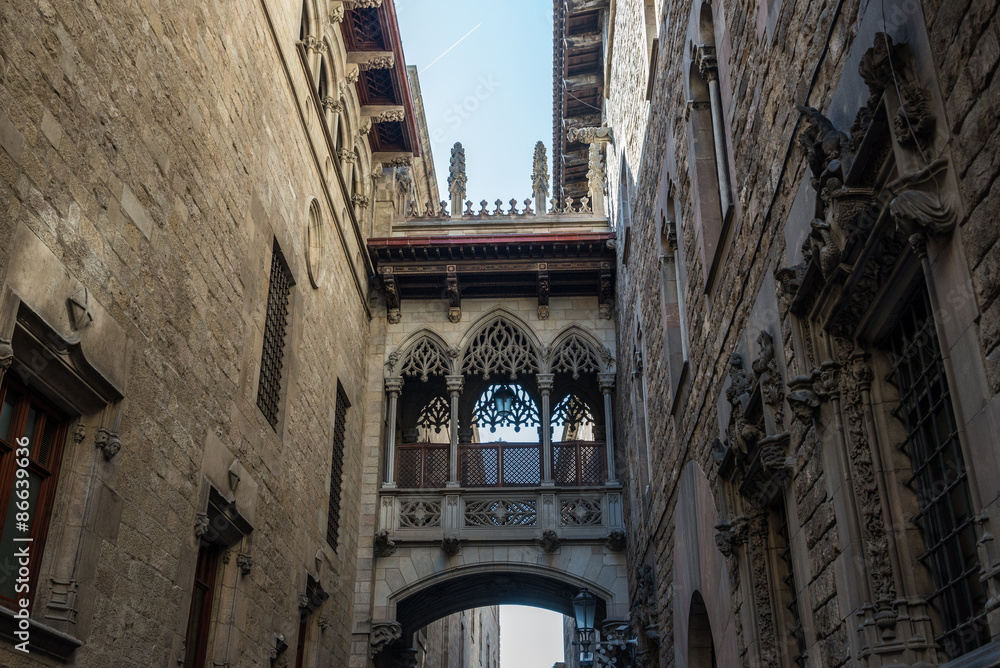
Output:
598 264 613 319
567 126 613 145
605 530 626 552
714 517 748 558
374 529 397 558
785 376 820 426
538 529 560 553
382 268 400 324
440 535 461 556
94 427 122 460
445 266 460 323
888 158 956 245
369 620 402 657
236 553 253 576
537 265 550 320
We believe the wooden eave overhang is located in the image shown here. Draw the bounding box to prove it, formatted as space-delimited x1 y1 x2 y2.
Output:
368 232 616 301
340 0 420 156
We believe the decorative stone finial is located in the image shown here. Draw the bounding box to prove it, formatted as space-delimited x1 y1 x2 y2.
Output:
447 142 467 218
531 141 549 214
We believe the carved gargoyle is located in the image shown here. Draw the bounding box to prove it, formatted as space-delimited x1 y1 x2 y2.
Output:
605 530 627 552
808 218 841 279
725 353 752 407
369 621 403 658
714 518 748 558
441 535 461 556
797 105 850 193
374 530 397 558
538 529 560 553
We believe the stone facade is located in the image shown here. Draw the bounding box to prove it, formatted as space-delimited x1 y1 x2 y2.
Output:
416 606 500 668
0 0 408 665
604 0 1000 666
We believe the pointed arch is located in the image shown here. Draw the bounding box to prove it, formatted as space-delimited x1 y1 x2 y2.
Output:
548 325 612 375
391 329 454 380
459 309 541 381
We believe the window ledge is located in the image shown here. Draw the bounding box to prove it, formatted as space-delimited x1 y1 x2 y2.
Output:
0 606 81 662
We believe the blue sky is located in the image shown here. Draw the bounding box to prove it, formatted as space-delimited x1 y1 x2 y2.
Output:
395 4 566 665
396 0 554 206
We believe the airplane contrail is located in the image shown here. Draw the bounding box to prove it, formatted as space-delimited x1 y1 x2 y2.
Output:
421 22 484 73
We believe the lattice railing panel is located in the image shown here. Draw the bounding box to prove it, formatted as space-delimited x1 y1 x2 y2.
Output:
397 445 448 488
501 446 542 486
553 445 578 486
560 498 603 526
553 441 606 486
579 444 605 485
423 448 448 487
398 499 442 528
461 447 499 487
397 449 422 489
464 499 537 527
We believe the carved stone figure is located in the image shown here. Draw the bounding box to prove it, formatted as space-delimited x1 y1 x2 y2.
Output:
538 529 560 553
374 530 397 558
568 126 613 144
796 104 850 192
369 621 402 658
441 535 461 556
605 530 626 552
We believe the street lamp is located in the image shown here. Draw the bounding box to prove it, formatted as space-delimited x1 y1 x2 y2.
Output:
573 589 598 666
571 589 638 668
492 385 517 430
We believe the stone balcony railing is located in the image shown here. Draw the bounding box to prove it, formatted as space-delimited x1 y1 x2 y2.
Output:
396 441 607 489
377 486 625 543
407 195 601 221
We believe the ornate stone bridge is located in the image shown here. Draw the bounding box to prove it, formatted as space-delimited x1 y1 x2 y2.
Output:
358 163 627 664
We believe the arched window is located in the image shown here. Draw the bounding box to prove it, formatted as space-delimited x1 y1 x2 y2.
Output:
688 592 716 667
687 2 735 289
643 0 659 98
617 155 633 264
658 185 689 404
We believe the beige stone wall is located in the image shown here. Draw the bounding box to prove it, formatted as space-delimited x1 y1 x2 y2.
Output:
0 0 380 665
605 0 1000 666
416 606 500 668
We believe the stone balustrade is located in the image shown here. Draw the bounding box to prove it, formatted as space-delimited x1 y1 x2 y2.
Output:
378 486 624 541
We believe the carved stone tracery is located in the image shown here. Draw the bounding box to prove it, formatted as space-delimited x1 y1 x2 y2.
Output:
461 318 539 380
398 337 449 381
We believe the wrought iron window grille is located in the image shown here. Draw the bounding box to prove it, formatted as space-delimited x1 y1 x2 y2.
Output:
886 286 988 658
256 242 293 429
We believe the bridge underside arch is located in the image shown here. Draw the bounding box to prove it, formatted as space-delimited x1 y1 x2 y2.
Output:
396 570 609 633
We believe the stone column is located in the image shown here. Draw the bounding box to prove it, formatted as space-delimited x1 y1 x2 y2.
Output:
537 374 554 486
446 375 464 487
697 45 733 217
383 377 403 488
599 373 617 483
